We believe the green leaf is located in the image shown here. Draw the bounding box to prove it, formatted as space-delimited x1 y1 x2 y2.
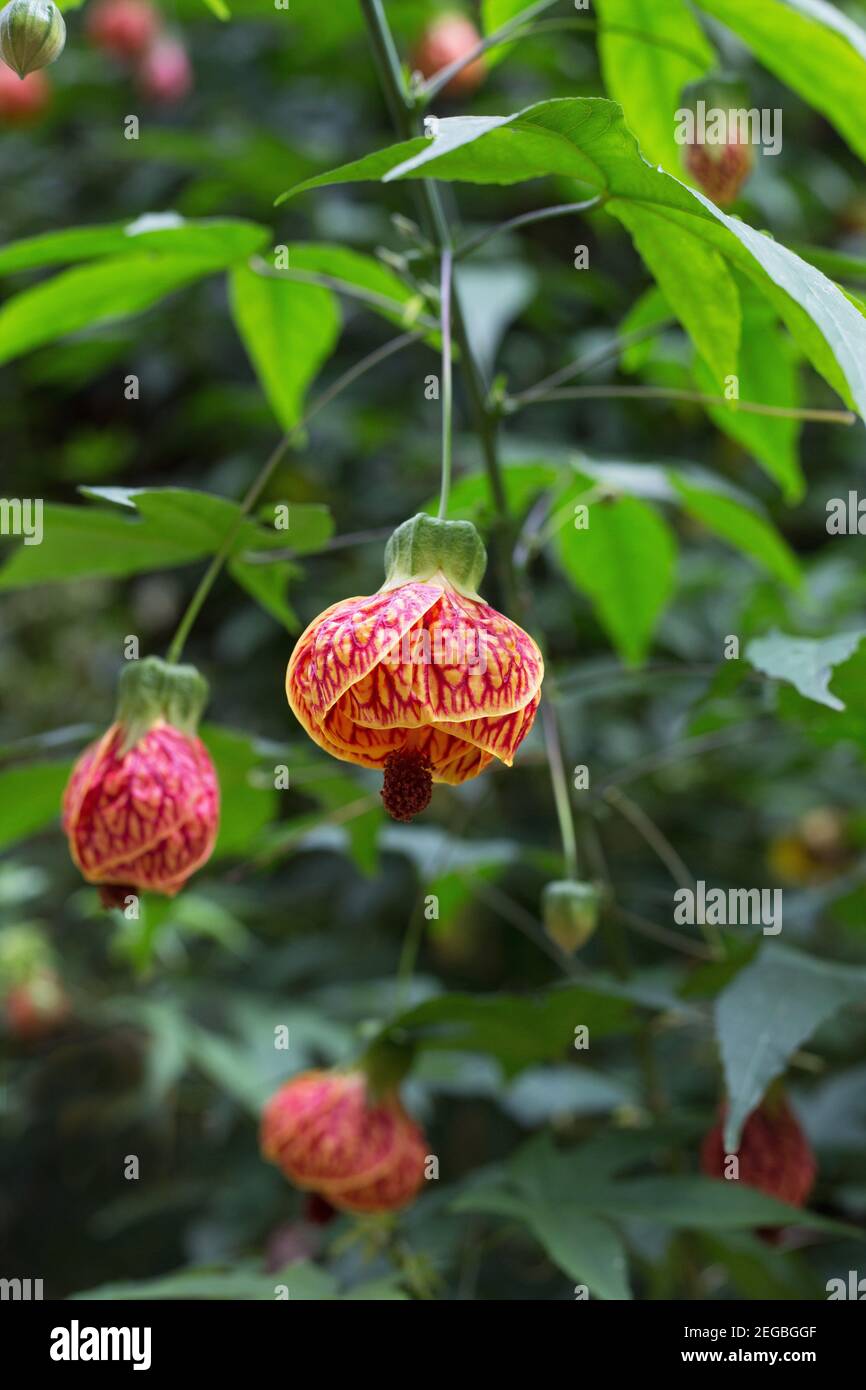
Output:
229 557 300 631
669 473 800 588
200 725 279 860
280 98 866 419
0 760 71 852
228 265 340 432
526 1205 631 1299
716 943 866 1151
285 243 434 338
0 487 330 591
612 202 740 386
596 0 715 174
0 218 267 366
595 1174 847 1233
555 481 677 665
744 629 866 711
201 0 230 16
73 1261 338 1301
698 0 866 163
0 215 267 275
378 979 646 1078
691 288 803 500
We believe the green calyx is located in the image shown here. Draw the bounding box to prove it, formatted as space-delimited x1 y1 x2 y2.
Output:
381 512 487 599
114 656 209 751
0 0 66 77
358 1035 415 1099
542 880 601 954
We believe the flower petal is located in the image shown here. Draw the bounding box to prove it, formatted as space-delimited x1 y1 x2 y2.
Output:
342 589 543 729
435 690 540 766
286 584 443 729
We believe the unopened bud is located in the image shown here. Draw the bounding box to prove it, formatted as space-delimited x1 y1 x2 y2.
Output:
0 0 65 77
542 880 600 953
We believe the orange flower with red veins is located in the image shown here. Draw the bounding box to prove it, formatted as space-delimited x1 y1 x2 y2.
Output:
287 514 543 823
260 1068 428 1215
63 656 219 907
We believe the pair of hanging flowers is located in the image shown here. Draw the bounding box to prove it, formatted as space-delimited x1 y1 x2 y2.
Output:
63 512 544 900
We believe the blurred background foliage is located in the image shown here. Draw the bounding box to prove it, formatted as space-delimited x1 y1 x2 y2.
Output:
2 0 866 1300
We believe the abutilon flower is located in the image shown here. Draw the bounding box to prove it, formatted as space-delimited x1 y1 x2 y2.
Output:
286 514 543 823
260 1069 428 1215
411 12 485 98
684 138 753 208
0 926 68 1041
86 0 160 60
5 970 69 1041
62 656 219 907
700 1093 817 1231
0 58 48 119
136 34 192 104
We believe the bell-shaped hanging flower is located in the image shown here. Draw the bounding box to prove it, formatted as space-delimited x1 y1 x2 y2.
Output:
62 656 219 906
700 1091 816 1240
286 514 543 823
260 1067 428 1215
0 0 65 77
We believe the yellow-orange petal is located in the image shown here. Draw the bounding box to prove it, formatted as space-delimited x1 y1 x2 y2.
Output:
286 584 443 730
435 690 541 767
341 588 543 729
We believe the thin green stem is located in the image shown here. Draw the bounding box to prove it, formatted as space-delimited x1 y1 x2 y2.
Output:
540 698 579 880
360 0 583 893
249 256 438 332
438 245 454 518
165 329 420 665
454 197 604 262
509 318 676 408
517 383 857 423
414 0 560 103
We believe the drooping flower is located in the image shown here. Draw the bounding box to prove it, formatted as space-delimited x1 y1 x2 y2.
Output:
62 656 219 906
681 76 754 207
0 926 69 1041
411 12 485 98
136 34 192 105
0 0 65 77
86 0 160 60
0 58 48 120
260 1068 428 1215
286 514 543 823
685 138 753 207
700 1092 816 1235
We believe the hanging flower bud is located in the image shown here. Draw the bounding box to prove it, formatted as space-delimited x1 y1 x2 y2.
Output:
260 1067 428 1215
411 12 485 98
681 76 754 207
0 57 48 119
542 880 600 953
0 926 69 1040
0 0 65 77
701 1092 816 1239
62 656 219 906
136 33 192 105
86 0 160 61
286 513 543 824
5 970 69 1040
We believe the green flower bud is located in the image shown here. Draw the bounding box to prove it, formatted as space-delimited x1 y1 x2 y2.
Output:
0 0 66 77
115 655 209 752
542 880 600 954
381 512 487 599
